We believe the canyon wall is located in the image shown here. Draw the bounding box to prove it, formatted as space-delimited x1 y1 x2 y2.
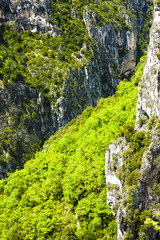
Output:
106 2 160 238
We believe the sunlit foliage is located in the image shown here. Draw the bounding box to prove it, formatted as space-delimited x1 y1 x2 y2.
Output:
0 56 146 239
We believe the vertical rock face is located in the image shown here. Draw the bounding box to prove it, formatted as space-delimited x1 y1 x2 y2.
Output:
0 0 52 32
0 82 54 177
106 2 160 239
105 138 128 239
136 1 160 124
53 0 152 129
84 7 137 80
106 129 160 239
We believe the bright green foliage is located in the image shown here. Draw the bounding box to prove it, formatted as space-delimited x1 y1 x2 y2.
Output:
121 122 135 141
0 0 153 170
0 23 94 169
130 209 160 239
121 125 160 239
153 183 160 197
122 120 160 240
50 0 131 30
145 216 160 232
120 126 153 239
0 56 146 239
0 0 151 94
124 209 153 240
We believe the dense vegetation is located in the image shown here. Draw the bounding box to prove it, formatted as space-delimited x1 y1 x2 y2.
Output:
0 56 146 239
121 116 160 239
0 0 133 94
0 22 94 171
0 0 132 172
0 0 153 94
0 0 153 172
0 0 155 237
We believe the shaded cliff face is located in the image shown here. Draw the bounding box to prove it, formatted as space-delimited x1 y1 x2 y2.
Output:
105 2 160 239
0 82 54 177
0 0 152 173
56 0 152 125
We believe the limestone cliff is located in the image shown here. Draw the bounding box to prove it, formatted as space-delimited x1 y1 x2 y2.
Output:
0 0 52 32
105 1 160 239
56 0 152 125
0 0 152 174
136 0 160 123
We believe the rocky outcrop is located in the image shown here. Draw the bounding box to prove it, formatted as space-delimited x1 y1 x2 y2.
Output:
105 2 160 238
53 0 152 128
83 7 137 80
136 1 160 124
0 0 52 32
106 126 160 239
105 138 128 239
106 133 160 239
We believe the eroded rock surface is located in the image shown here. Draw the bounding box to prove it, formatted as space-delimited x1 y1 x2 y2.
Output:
106 127 160 239
106 2 160 238
136 1 160 124
53 0 152 129
0 0 52 32
105 138 128 239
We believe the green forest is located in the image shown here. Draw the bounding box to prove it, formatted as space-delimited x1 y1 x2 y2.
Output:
0 0 135 170
0 56 146 239
0 0 157 238
0 0 152 171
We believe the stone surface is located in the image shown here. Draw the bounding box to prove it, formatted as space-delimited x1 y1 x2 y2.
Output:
0 0 52 32
105 138 128 239
136 0 160 125
105 131 160 239
54 0 152 130
105 2 160 238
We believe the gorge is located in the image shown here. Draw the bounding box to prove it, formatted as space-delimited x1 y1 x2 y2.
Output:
0 0 159 239
0 0 152 174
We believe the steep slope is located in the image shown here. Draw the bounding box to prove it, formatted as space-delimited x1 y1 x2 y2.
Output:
136 0 160 122
106 1 160 239
0 57 146 239
0 0 153 173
